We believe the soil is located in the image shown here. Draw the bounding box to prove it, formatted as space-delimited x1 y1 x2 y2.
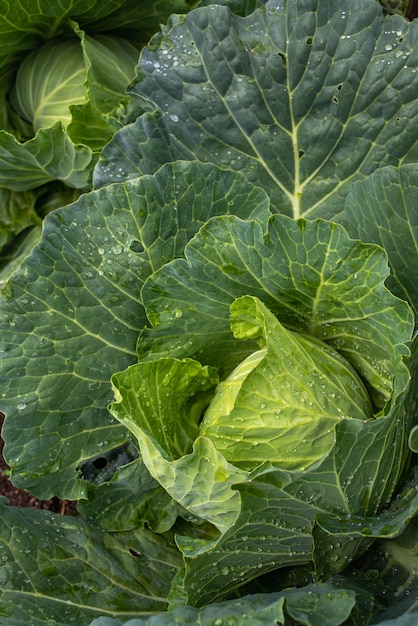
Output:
0 413 78 515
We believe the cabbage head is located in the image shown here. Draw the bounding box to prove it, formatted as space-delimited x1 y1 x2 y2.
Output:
200 305 374 471
110 215 415 603
9 33 139 142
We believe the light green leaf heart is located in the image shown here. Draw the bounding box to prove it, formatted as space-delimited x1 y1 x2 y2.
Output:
200 295 373 471
80 32 139 116
345 164 418 317
111 358 218 460
0 162 268 499
95 0 418 220
139 214 414 405
9 39 88 131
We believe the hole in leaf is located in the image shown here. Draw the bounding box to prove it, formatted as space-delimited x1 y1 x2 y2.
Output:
298 150 305 159
130 240 144 254
92 457 108 470
337 83 343 91
129 548 142 558
305 36 313 46
277 52 286 66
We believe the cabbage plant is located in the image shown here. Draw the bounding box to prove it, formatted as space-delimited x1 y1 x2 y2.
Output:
2 163 417 623
108 213 414 604
1 1 418 625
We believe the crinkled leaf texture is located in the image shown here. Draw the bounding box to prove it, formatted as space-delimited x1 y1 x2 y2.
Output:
0 187 41 262
345 165 418 451
110 358 246 534
78 455 179 535
0 162 270 499
95 0 418 220
0 123 95 191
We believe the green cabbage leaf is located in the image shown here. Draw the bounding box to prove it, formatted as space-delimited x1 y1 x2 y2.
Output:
96 0 418 222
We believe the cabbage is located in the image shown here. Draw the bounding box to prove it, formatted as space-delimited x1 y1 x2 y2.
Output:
106 213 414 606
9 40 86 131
201 315 374 471
9 33 139 142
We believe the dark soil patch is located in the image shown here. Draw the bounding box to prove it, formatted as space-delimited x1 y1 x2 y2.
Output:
0 413 78 515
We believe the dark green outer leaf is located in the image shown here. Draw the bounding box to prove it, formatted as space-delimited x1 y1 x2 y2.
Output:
96 0 418 219
172 469 319 606
0 162 270 499
344 164 418 317
83 0 196 41
313 467 418 579
286 397 412 521
78 457 178 534
197 0 268 16
373 519 418 624
374 616 418 626
0 499 180 625
0 188 40 257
